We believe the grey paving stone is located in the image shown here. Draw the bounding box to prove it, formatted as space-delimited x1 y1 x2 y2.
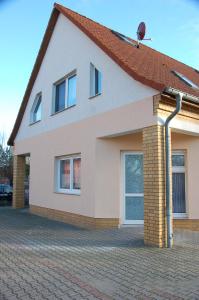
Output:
0 208 199 300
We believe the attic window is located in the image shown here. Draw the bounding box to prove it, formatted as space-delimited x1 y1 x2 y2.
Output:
172 70 199 89
111 30 137 47
90 63 102 97
30 93 42 124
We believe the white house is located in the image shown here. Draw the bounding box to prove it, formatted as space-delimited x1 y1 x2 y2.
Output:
8 3 199 247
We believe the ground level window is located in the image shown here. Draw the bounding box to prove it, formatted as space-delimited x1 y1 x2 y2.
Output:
56 155 81 194
172 152 186 218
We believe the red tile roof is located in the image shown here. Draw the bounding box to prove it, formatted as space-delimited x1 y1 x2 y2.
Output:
8 3 199 145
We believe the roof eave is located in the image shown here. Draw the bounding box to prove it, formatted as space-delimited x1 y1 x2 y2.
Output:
164 86 199 105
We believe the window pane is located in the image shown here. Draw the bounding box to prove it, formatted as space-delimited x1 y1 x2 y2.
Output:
95 68 99 95
60 160 70 189
172 173 186 213
95 68 102 95
125 154 143 194
55 81 65 112
33 96 41 122
172 71 199 89
67 75 77 107
172 154 184 167
125 196 144 220
73 158 81 190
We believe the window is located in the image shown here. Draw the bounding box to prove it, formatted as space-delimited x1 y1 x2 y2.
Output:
30 93 42 124
90 64 102 97
172 152 186 218
56 155 81 194
111 30 137 47
54 73 77 113
172 70 199 89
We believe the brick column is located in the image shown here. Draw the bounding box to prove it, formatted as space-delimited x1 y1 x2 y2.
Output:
143 125 167 247
13 155 26 209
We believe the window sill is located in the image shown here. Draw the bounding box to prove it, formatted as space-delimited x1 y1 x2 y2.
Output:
173 213 188 219
29 120 41 126
89 93 101 100
51 104 76 116
54 190 81 196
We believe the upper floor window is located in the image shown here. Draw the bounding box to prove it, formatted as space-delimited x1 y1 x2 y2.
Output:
53 72 77 114
30 93 42 124
90 63 102 98
55 80 65 112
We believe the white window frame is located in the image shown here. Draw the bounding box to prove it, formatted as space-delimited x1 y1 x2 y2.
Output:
90 63 102 98
56 155 81 195
172 151 187 219
30 92 42 124
52 70 77 114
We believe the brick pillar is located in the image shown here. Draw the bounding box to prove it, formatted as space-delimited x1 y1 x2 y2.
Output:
143 125 167 247
13 155 25 209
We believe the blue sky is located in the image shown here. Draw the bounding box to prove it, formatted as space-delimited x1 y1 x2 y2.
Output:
0 0 198 140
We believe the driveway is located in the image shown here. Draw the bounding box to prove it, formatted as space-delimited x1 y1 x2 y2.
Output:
0 208 199 300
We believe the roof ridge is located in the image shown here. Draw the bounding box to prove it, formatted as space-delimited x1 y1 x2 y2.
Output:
54 3 110 30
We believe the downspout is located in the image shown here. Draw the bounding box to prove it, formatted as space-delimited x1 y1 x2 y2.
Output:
165 92 183 248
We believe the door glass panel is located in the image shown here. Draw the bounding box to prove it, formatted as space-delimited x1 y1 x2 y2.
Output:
125 196 144 220
172 173 186 213
172 155 184 167
125 154 143 194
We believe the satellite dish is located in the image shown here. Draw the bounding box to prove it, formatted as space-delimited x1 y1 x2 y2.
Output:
136 22 151 48
137 22 146 41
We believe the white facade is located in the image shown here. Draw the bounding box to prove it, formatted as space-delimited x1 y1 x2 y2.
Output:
16 14 157 142
12 10 199 228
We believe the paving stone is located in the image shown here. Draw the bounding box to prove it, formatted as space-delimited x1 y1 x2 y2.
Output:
0 208 199 300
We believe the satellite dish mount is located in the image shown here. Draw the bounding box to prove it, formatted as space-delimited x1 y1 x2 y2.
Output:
136 22 151 48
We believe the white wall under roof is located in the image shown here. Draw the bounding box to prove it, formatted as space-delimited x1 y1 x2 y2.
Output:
16 13 157 142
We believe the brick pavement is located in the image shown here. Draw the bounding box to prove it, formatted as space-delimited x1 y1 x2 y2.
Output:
0 208 199 300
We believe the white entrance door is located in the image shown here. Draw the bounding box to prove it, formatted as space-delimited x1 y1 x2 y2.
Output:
123 152 144 225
